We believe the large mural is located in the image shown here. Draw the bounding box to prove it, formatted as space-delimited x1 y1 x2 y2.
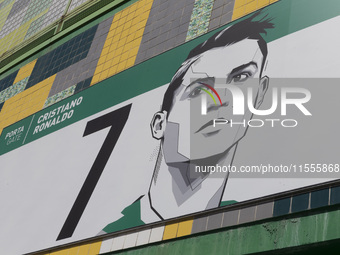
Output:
1 2 340 254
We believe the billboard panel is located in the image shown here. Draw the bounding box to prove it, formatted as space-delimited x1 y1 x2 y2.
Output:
1 2 340 254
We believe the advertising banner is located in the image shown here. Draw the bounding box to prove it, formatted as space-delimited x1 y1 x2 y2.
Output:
1 1 340 254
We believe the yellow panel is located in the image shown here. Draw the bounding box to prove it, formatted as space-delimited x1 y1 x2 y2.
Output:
232 0 277 21
117 15 127 26
123 20 132 30
163 222 179 240
114 11 122 20
108 65 118 76
126 57 135 67
77 243 90 255
88 241 102 255
115 46 124 56
91 0 153 86
91 74 99 84
107 50 116 60
14 59 38 84
137 0 145 8
245 0 257 14
134 28 144 39
139 10 150 22
50 249 68 255
258 0 270 8
126 12 135 21
115 25 124 34
177 219 194 237
66 246 79 255
117 37 127 48
99 69 109 81
0 75 55 136
131 16 140 26
232 0 277 20
234 0 245 9
116 60 127 72
120 51 129 61
101 46 110 56
120 6 130 17
143 0 153 12
232 7 245 20
103 60 113 71
129 2 138 13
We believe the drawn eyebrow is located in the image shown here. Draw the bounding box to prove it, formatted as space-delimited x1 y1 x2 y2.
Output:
184 77 214 93
229 61 258 75
188 77 214 87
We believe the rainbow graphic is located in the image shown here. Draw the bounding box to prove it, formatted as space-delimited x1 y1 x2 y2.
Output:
198 82 222 115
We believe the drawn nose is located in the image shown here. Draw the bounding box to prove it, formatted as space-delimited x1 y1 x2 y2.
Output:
206 97 229 112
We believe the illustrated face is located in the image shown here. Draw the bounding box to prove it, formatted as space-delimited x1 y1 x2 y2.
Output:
159 39 268 163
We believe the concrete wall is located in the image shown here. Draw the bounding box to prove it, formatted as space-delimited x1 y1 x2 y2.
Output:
0 0 278 137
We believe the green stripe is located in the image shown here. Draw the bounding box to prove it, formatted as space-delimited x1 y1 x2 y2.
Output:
105 207 340 255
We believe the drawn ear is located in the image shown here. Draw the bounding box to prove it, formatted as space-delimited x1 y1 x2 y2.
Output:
255 76 269 108
150 111 167 139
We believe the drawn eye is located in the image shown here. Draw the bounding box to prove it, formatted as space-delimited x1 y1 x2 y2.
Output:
232 73 250 83
188 86 203 98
